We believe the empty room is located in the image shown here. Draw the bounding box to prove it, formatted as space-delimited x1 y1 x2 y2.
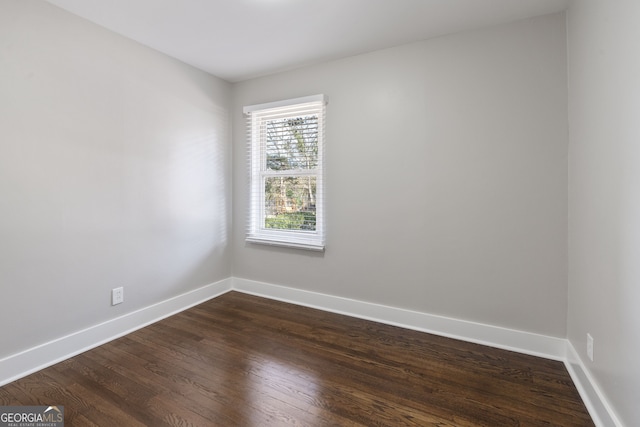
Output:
0 0 637 425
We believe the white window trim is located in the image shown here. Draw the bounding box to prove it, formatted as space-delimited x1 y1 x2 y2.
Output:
244 95 327 252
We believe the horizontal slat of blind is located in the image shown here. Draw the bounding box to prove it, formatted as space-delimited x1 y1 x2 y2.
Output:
262 169 319 177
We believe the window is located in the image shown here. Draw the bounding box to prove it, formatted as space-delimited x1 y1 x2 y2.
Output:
244 95 326 251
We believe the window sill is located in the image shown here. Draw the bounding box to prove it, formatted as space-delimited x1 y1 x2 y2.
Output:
246 237 325 252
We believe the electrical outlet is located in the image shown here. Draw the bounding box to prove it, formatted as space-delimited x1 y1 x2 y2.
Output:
587 333 594 362
112 287 124 306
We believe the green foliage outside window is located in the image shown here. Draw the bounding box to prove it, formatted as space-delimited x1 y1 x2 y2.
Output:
265 211 316 230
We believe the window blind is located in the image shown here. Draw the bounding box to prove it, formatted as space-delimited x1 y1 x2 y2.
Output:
244 95 326 251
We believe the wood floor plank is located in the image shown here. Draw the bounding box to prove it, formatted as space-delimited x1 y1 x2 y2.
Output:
0 291 593 426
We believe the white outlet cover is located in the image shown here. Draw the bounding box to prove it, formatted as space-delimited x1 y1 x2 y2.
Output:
112 287 124 305
587 333 594 362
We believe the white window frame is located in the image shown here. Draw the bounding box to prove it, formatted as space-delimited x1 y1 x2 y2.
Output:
244 95 326 251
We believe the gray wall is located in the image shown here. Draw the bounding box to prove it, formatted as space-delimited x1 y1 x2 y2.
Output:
0 0 232 359
567 0 640 424
232 14 569 338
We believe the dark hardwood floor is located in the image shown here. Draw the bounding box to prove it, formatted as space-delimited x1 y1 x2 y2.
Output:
0 291 593 426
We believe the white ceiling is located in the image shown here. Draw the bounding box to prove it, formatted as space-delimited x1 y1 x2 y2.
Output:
44 0 569 82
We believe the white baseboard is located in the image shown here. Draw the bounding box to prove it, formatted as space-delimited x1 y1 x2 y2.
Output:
0 278 233 387
231 277 567 360
564 342 623 427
